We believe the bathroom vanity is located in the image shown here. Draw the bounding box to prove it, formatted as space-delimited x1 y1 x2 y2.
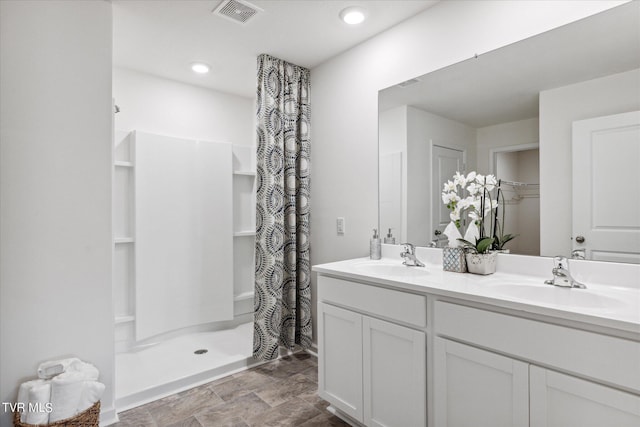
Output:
313 247 640 427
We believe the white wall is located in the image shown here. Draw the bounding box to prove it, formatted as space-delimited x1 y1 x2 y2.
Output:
0 1 115 425
477 117 539 174
310 0 624 343
539 68 640 256
379 106 408 242
113 67 253 145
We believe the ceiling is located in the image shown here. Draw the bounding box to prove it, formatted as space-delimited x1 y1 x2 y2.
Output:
112 0 438 98
378 1 640 128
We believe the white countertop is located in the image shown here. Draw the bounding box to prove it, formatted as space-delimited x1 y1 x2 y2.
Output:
313 250 640 337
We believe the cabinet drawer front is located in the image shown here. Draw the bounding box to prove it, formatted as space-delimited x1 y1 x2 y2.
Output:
434 301 640 393
318 276 427 328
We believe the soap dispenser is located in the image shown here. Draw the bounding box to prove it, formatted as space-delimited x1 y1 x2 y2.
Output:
370 229 382 260
383 228 396 244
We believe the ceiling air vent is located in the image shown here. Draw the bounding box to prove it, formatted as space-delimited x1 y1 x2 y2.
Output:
397 78 421 88
214 0 262 25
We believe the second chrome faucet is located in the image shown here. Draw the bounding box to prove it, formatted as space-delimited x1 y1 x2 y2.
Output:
401 243 425 267
544 256 586 289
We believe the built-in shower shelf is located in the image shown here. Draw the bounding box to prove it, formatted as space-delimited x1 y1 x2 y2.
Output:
234 231 255 237
115 315 135 324
114 237 135 244
233 171 256 176
115 161 134 168
233 292 254 302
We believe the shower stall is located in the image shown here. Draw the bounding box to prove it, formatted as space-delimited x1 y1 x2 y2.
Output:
113 130 258 410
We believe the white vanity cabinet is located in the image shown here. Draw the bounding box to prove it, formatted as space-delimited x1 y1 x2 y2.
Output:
530 366 640 427
434 301 640 427
434 337 529 427
318 276 427 427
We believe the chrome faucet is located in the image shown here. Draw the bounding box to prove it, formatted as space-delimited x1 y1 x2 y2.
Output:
400 243 425 267
428 230 446 248
544 256 586 289
571 249 586 260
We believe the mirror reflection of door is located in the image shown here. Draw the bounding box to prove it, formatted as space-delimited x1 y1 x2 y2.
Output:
572 111 640 264
493 146 540 256
432 144 465 242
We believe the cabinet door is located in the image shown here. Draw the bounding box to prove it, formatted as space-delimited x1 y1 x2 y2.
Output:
318 303 363 421
363 316 426 427
530 365 640 427
434 337 529 427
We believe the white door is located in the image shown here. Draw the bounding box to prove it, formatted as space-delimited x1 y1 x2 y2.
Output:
572 111 640 263
434 338 529 427
363 316 426 427
432 144 465 239
318 303 363 422
530 365 640 427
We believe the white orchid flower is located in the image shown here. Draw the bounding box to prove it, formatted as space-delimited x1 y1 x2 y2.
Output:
453 171 467 187
442 180 456 192
467 183 481 195
442 192 460 205
458 196 473 210
449 210 460 221
466 171 476 182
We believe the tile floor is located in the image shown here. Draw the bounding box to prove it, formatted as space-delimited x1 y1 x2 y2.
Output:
114 353 350 427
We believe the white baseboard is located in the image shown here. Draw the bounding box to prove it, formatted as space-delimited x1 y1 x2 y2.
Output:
99 406 118 426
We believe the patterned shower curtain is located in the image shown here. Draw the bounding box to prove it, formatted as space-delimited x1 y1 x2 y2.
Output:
253 54 312 360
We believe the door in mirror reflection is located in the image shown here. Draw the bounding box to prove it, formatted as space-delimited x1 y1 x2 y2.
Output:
433 144 465 239
572 111 640 264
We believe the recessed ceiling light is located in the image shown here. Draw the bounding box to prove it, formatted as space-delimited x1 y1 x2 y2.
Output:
340 6 366 25
191 62 210 74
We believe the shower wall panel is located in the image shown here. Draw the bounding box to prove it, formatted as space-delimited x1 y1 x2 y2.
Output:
134 131 234 340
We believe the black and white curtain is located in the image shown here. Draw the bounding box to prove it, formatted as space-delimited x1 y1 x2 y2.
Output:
253 54 312 360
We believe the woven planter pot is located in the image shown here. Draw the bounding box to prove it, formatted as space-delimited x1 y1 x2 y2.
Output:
465 252 497 275
13 401 100 427
443 247 467 273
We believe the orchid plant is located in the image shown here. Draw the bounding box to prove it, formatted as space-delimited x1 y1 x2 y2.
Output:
442 171 514 254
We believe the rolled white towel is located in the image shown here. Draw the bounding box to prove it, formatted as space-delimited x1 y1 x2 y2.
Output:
37 357 80 379
67 359 99 381
49 374 84 422
16 379 47 411
24 382 51 425
77 381 105 412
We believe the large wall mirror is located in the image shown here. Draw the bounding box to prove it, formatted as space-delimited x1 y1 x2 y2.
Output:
378 2 640 263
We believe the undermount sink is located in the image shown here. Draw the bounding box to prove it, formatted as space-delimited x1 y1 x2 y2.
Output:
354 261 429 278
490 283 624 310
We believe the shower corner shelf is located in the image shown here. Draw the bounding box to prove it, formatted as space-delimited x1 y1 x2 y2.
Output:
114 237 135 244
234 230 256 237
115 315 135 324
233 291 254 302
115 160 134 168
233 170 256 176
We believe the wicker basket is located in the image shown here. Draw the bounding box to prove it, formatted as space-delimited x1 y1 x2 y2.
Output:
13 401 100 427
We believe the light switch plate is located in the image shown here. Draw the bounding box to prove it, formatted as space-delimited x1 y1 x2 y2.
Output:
337 217 345 235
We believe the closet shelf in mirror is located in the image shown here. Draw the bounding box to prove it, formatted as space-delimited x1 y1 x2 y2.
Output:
115 161 134 168
501 182 540 204
233 171 256 176
234 231 256 237
500 180 539 187
114 237 134 244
